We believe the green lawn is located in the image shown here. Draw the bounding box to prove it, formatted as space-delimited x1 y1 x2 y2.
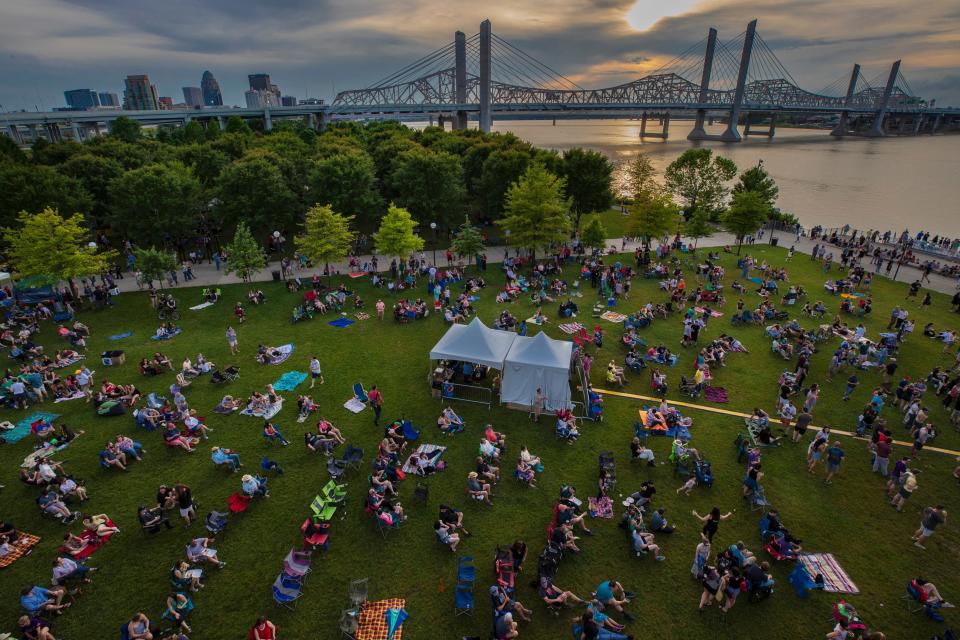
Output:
1 246 959 640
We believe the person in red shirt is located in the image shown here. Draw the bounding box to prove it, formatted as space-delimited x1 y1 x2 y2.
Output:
368 386 383 426
249 617 277 640
873 431 893 476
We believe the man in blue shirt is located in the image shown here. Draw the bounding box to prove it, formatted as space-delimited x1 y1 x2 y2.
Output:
824 441 845 484
19 584 69 614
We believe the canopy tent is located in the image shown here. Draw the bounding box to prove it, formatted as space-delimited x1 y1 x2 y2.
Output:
501 331 573 412
428 317 517 369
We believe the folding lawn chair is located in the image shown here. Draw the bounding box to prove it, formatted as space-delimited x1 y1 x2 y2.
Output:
300 518 330 550
348 578 369 609
322 479 348 504
339 445 364 471
283 548 313 580
272 573 303 610
227 492 252 513
454 582 475 616
749 485 770 512
352 383 368 403
457 556 476 584
327 456 346 480
339 608 359 639
205 510 228 534
310 495 337 522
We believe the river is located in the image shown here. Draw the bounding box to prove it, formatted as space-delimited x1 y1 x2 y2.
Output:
486 119 960 237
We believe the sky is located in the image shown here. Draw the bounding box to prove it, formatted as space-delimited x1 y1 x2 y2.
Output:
0 0 958 111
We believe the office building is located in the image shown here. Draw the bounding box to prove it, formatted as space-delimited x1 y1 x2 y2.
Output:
182 86 203 107
244 89 280 109
64 89 100 110
201 70 223 106
249 73 281 101
123 74 160 110
98 92 121 107
281 95 297 107
158 96 174 109
299 98 325 105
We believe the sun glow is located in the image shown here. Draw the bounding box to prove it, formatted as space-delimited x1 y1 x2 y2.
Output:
626 0 705 31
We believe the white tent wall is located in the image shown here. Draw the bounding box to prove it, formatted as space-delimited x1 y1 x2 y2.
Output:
500 332 573 412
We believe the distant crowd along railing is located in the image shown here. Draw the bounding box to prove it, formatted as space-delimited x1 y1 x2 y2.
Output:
815 227 960 260
440 381 493 409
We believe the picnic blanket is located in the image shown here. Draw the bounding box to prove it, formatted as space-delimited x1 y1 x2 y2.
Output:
559 322 584 335
348 272 368 279
53 391 87 403
600 311 627 323
241 399 283 419
401 444 447 474
356 598 406 640
273 371 307 392
213 403 239 415
329 318 356 328
343 397 366 413
62 521 116 560
704 386 729 403
53 354 86 369
749 276 764 285
5 412 61 444
267 344 294 365
108 331 133 341
0 532 41 569
588 496 614 518
151 328 182 341
526 316 546 326
189 301 216 311
797 553 859 594
356 312 370 320
693 306 724 317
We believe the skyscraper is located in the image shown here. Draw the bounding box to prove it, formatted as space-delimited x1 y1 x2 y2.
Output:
98 92 121 107
64 89 100 110
123 75 160 110
182 87 203 107
249 74 281 101
281 95 297 107
201 70 222 107
244 89 280 109
158 96 174 109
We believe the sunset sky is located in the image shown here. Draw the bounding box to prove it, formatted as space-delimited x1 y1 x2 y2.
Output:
0 0 957 110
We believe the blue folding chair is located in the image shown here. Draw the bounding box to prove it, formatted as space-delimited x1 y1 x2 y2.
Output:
353 383 368 403
457 556 476 584
454 582 474 616
272 573 303 610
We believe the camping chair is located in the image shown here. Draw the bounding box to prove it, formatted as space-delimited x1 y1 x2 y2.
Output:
227 492 252 513
310 495 337 522
734 433 749 463
749 485 770 512
633 421 651 446
457 556 476 585
301 519 330 549
454 581 475 616
327 456 346 480
412 480 429 504
348 578 369 609
272 573 303 610
353 383 368 403
322 479 348 504
339 609 359 639
339 445 364 471
283 548 313 580
902 581 928 613
205 511 228 534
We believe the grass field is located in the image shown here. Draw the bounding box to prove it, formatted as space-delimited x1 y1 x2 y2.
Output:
1 244 959 640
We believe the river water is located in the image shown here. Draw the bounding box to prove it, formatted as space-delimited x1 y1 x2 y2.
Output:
488 119 960 237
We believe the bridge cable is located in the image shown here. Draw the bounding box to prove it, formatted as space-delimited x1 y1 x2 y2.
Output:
491 34 584 90
368 41 458 88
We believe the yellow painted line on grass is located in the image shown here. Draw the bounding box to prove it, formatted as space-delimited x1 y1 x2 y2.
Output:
592 387 960 458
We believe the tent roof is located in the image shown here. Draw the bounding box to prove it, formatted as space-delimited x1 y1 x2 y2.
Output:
504 331 573 371
428 317 517 369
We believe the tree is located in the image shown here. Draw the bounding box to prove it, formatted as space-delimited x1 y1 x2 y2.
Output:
223 221 266 281
109 116 142 143
478 149 532 219
176 144 230 186
389 148 465 228
224 115 252 136
215 156 298 233
108 162 203 241
496 163 572 259
182 120 206 145
374 203 425 263
0 164 93 229
580 215 608 252
723 190 772 254
59 154 124 226
294 204 355 275
683 210 713 252
732 164 779 207
664 149 737 221
3 208 115 285
450 215 485 268
629 192 679 249
307 150 384 225
619 152 659 201
133 247 178 288
0 134 25 163
561 148 614 231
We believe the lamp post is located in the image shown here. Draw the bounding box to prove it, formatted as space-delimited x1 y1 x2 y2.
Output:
430 222 437 266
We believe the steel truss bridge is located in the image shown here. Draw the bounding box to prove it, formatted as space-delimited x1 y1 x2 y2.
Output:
2 19 958 144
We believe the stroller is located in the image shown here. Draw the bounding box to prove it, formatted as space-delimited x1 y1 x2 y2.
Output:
211 365 239 384
679 375 700 399
831 601 868 635
598 451 616 491
694 460 714 488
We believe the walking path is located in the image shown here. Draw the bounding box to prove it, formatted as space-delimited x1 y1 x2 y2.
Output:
113 231 959 296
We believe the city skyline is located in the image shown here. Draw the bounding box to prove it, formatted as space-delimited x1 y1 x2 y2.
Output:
0 0 958 112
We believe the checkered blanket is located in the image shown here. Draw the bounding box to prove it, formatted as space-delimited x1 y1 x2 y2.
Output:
401 444 446 474
559 322 584 335
798 553 859 594
600 311 627 323
356 598 406 640
0 532 41 569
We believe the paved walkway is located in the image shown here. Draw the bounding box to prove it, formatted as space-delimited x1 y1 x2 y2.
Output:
114 231 959 296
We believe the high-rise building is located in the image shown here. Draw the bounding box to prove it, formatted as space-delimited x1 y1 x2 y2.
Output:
123 75 160 110
249 74 281 101
182 87 203 107
244 89 280 109
158 96 174 109
201 70 223 107
281 95 297 107
98 92 121 107
64 89 100 110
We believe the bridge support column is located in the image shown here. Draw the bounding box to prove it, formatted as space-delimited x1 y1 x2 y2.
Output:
912 114 924 135
639 112 670 139
479 19 492 133
305 113 315 129
3 125 21 145
263 109 273 132
454 31 468 130
721 19 757 142
317 112 328 131
217 116 226 131
743 113 776 138
865 60 900 138
688 27 718 141
831 64 861 137
931 113 941 134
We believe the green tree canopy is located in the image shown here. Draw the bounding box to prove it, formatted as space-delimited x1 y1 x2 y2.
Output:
389 148 465 228
59 153 124 225
732 164 779 207
618 152 659 202
683 210 713 251
0 134 25 164
215 156 298 233
374 203 425 262
629 191 679 249
307 150 384 225
450 215 486 265
3 208 115 284
580 215 608 251
0 163 93 229
108 161 203 240
224 115 253 136
176 144 230 186
496 163 572 258
479 149 532 219
664 148 737 221
133 247 178 287
294 204 356 273
560 148 614 230
223 221 266 281
109 116 142 143
723 190 772 254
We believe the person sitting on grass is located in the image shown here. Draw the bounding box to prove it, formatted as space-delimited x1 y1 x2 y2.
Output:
630 438 656 466
215 396 242 413
124 612 154 640
262 422 289 446
99 442 128 471
304 432 336 454
19 584 70 615
139 505 172 533
210 446 241 471
116 434 145 462
539 575 585 609
632 528 665 560
476 456 500 483
51 555 95 585
37 491 77 522
170 560 203 592
466 472 493 505
82 513 119 538
240 474 269 499
185 537 225 568
315 418 344 444
58 476 88 502
606 361 627 387
162 592 194 634
439 504 469 536
164 424 197 453
492 584 534 622
18 614 58 640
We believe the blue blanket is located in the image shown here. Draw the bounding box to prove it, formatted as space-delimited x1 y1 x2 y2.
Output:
5 411 61 444
151 328 182 341
273 371 307 392
109 331 133 341
329 317 355 328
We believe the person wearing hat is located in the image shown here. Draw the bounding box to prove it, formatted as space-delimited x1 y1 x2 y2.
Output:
466 472 493 505
241 474 269 499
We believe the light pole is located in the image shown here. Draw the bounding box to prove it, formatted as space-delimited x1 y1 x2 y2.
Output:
430 222 437 265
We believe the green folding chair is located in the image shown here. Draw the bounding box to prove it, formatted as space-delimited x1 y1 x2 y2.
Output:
310 495 337 522
322 479 347 504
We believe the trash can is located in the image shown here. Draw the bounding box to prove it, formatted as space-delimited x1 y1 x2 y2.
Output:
770 237 779 247
101 350 125 366
272 270 281 281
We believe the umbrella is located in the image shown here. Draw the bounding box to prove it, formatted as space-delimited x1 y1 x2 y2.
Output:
385 607 408 640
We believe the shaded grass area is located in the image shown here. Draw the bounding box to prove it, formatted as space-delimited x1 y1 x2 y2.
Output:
1 245 959 639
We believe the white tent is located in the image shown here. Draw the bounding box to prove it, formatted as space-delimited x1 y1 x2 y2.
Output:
428 317 517 369
501 331 573 412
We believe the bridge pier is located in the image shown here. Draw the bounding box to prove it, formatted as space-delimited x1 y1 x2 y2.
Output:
687 28 717 141
865 60 900 138
479 19 492 132
454 30 468 130
263 108 273 132
721 19 757 142
831 64 861 137
931 113 942 134
639 112 669 139
743 113 775 138
3 124 22 145
217 116 226 131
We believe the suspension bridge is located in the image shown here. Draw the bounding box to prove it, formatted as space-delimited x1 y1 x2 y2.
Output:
1 18 957 144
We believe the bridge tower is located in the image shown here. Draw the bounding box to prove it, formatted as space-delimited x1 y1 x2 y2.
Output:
479 19 492 132
455 31 468 130
720 19 757 142
830 64 861 137
865 60 900 137
687 28 718 141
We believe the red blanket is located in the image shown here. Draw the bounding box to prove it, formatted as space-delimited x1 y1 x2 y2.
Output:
60 519 116 560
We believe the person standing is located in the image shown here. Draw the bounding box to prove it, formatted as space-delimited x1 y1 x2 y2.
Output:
912 505 947 550
533 388 546 423
309 357 323 388
792 409 812 444
873 435 892 476
842 374 859 401
376 299 386 321
226 326 238 356
824 441 844 484
368 385 383 426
